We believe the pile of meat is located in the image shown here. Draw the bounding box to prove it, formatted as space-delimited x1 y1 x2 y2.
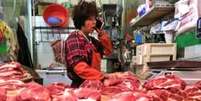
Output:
0 80 102 101
0 80 51 101
0 62 31 81
0 63 201 101
102 72 201 101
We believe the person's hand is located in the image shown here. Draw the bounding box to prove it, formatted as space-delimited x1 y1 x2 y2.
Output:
95 28 102 33
104 73 110 79
96 29 107 38
95 17 104 35
100 73 109 82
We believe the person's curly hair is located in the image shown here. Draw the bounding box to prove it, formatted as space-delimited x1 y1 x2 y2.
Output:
72 1 98 29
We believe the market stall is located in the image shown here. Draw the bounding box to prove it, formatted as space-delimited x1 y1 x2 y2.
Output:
0 0 201 101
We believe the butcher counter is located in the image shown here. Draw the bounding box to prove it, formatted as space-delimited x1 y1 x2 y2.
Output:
147 60 201 84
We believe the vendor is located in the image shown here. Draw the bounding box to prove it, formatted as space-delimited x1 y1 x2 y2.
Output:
65 1 112 88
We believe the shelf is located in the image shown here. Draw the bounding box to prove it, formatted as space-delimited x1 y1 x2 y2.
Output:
149 54 173 56
35 1 54 6
33 26 75 30
147 61 201 69
130 5 174 29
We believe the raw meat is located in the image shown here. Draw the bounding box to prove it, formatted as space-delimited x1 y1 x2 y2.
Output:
108 91 152 101
167 87 186 100
46 82 77 101
80 80 103 91
0 62 29 80
0 80 25 90
74 88 101 101
77 72 140 97
147 89 186 101
147 89 169 101
46 82 100 101
46 82 71 95
144 74 188 101
0 62 21 69
143 74 186 90
52 89 78 101
17 82 51 101
108 92 136 101
103 71 141 91
195 81 201 89
0 87 6 101
101 72 141 97
101 86 126 96
0 80 26 101
132 91 153 101
185 85 201 101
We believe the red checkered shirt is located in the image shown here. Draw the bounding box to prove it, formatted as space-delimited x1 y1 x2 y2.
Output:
65 31 103 68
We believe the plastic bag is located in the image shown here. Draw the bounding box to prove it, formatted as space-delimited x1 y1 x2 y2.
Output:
50 40 66 64
175 0 201 35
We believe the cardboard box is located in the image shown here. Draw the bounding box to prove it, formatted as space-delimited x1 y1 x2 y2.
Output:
136 43 176 65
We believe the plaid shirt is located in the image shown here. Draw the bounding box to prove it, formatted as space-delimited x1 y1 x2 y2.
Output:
65 31 103 68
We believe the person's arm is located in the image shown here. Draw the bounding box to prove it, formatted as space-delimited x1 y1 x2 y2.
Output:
65 32 103 80
97 30 112 56
74 61 104 80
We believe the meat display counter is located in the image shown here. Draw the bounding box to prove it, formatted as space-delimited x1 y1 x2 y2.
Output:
147 60 201 84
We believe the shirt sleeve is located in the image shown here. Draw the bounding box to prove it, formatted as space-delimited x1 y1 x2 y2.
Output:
98 31 113 56
74 61 104 80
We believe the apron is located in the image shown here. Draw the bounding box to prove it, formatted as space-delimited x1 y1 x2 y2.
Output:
91 49 101 71
70 43 102 88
